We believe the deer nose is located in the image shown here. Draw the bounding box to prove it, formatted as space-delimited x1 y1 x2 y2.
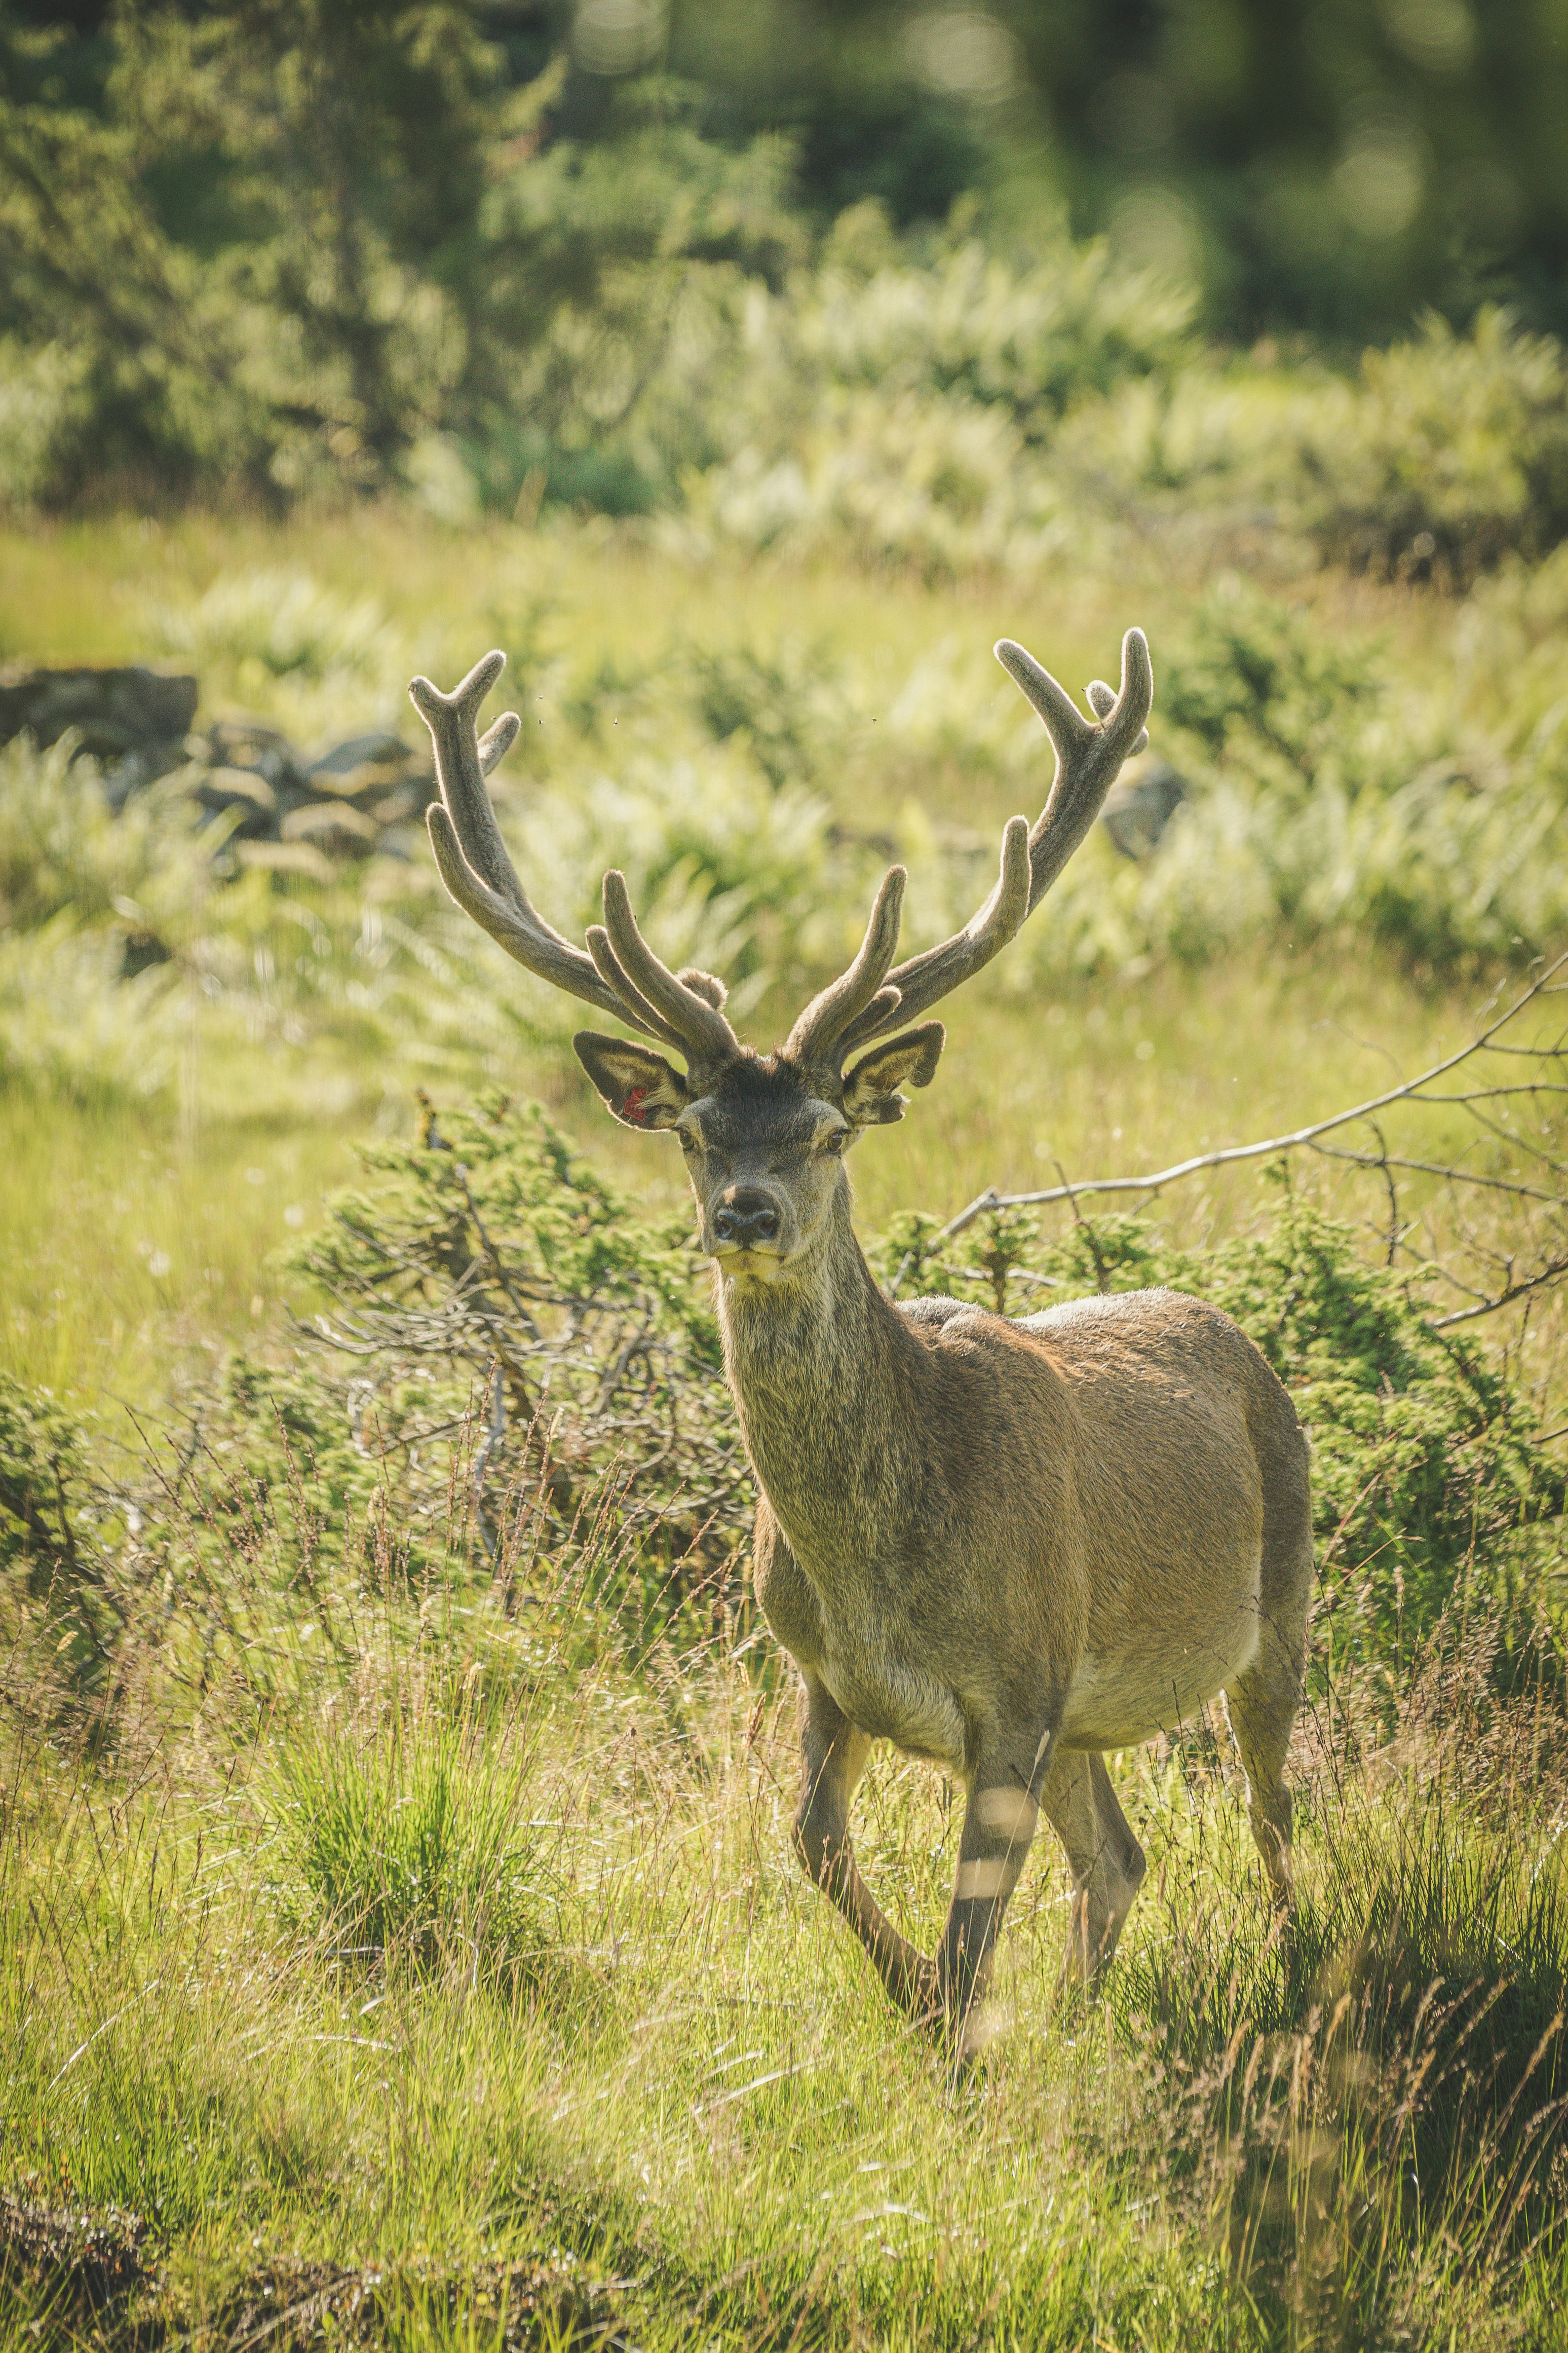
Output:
713 1189 782 1249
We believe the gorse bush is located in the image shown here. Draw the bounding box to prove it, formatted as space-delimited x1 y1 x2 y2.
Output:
1288 310 1568 586
273 1091 747 1583
809 206 1195 422
0 1369 89 1587
0 734 209 939
1158 580 1385 785
0 923 188 1107
1053 311 1568 589
0 1098 746 1713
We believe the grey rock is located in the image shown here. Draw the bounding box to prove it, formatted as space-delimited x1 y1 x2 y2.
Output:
307 731 434 810
280 800 381 857
1100 756 1188 861
188 765 280 838
203 718 312 805
0 664 198 763
233 839 335 884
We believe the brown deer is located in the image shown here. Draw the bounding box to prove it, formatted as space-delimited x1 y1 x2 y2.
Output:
408 634 1312 2051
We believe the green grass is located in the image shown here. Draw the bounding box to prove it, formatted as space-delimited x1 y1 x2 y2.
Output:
4 1542 1567 2351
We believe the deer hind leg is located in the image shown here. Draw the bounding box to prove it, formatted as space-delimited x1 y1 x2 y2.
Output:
1041 1750 1146 1990
793 1673 938 2019
1225 1650 1302 1914
1223 1521 1310 1916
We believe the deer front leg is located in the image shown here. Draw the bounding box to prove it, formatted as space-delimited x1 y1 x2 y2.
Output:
793 1673 939 2019
936 1723 1057 2052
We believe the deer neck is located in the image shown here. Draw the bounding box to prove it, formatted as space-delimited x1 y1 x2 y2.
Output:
715 1188 922 1572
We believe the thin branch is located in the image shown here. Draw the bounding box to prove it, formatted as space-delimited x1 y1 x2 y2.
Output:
1308 1145 1566 1206
939 949 1568 1240
1433 1258 1568 1330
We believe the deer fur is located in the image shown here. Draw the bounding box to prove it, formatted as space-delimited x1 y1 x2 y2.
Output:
408 633 1313 2052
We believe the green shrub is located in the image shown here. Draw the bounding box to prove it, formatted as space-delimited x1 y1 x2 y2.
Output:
1053 312 1568 591
161 1096 751 1628
1287 311 1568 585
999 576 1568 976
1159 578 1385 783
4 1114 1564 1709
0 734 208 939
0 922 186 1105
0 1371 90 1586
175 1112 1568 1679
793 209 1194 429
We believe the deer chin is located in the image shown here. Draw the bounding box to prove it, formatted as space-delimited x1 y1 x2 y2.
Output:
712 1244 789 1287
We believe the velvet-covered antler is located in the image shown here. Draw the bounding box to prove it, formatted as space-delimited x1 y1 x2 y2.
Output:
409 650 740 1069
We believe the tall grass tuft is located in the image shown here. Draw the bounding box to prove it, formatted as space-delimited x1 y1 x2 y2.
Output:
267 1684 557 1994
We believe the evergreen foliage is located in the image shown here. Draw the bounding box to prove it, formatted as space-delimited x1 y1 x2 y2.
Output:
8 3 1568 571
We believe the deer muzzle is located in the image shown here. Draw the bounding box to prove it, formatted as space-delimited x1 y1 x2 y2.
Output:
712 1187 784 1254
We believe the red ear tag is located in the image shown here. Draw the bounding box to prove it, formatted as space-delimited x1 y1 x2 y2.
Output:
622 1084 649 1125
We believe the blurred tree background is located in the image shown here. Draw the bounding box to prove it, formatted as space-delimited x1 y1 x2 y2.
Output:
1 0 1566 512
668 0 1568 338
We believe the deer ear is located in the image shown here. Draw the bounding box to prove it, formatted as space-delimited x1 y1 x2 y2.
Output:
573 1032 691 1130
841 1023 945 1127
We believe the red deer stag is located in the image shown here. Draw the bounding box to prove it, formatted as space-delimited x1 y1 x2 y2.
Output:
408 634 1312 2051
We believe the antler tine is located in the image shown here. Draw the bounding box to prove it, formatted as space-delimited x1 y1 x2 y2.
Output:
410 650 660 1040
784 866 907 1068
601 871 740 1068
584 923 691 1055
1008 626 1154 909
477 710 521 775
837 628 1153 1056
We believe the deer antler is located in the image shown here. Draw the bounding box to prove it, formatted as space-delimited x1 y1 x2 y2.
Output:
409 650 740 1069
786 628 1152 1072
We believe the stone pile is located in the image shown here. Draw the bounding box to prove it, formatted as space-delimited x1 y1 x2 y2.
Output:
0 663 436 876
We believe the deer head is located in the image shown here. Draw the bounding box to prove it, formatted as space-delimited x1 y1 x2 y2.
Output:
408 631 1152 1284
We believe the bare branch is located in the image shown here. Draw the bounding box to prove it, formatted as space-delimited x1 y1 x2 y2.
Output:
1432 1259 1568 1329
938 949 1568 1240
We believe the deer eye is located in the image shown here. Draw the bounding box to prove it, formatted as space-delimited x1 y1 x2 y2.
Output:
677 1130 698 1154
820 1128 848 1156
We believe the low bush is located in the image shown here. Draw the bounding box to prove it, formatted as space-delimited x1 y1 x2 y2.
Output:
0 734 209 940
271 1090 747 1587
1287 310 1568 586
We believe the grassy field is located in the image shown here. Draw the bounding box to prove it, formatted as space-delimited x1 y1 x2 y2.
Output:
3 507 1568 2349
5 1500 1567 2352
